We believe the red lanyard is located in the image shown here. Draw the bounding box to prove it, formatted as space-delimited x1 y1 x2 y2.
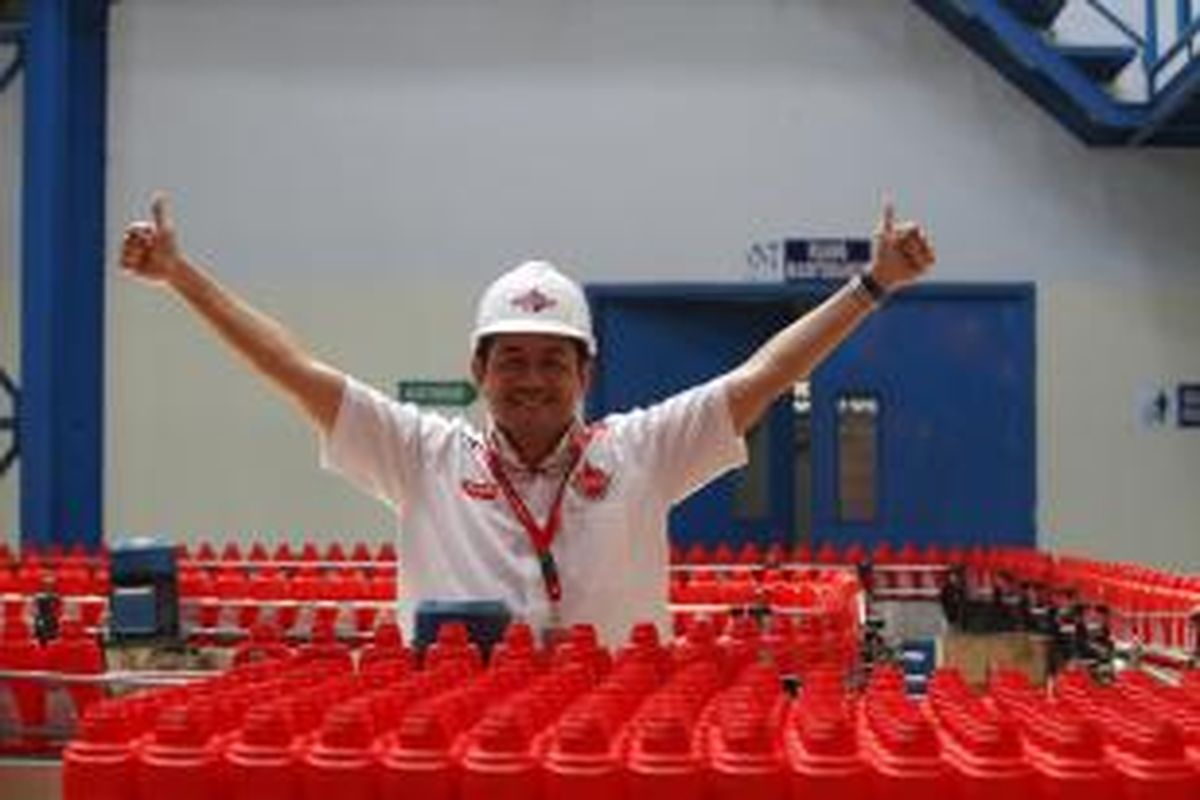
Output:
484 429 590 604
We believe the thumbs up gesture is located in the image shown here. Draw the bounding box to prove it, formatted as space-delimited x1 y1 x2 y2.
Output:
119 194 184 286
870 200 935 293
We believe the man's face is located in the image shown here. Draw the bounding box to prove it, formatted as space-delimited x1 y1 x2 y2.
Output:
472 333 591 446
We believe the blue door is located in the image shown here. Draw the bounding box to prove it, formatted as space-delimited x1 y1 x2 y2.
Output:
809 285 1035 549
586 283 1035 552
586 287 798 551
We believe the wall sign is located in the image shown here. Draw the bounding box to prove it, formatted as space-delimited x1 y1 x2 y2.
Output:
747 237 872 281
397 380 478 408
1178 383 1200 428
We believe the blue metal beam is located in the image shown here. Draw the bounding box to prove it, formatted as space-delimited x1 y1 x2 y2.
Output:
1133 53 1200 143
0 42 21 93
969 0 1144 130
21 0 110 552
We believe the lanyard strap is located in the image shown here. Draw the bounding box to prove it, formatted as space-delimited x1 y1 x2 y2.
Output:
484 430 590 604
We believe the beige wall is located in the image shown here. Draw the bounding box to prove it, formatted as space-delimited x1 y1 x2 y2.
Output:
1040 280 1200 569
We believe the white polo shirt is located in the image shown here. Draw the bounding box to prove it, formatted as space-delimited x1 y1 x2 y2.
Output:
320 375 747 645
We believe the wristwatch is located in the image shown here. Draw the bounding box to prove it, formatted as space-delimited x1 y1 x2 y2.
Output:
855 272 889 306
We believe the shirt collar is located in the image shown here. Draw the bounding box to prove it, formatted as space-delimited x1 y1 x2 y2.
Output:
487 418 583 475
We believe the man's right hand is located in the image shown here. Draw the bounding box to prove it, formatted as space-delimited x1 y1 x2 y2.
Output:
119 194 183 286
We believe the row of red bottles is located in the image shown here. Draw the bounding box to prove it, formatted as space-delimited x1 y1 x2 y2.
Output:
0 618 105 752
60 615 1200 800
182 540 397 567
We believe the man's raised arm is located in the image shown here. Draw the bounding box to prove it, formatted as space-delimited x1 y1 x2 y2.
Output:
119 194 346 435
724 202 936 435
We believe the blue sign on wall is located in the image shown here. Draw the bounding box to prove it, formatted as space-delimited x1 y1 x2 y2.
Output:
1178 383 1200 428
747 238 872 281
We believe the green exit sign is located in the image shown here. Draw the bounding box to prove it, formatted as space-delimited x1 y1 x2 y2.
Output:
397 380 478 407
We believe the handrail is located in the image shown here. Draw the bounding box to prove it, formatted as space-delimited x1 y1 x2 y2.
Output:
0 46 18 94
0 22 26 44
1147 12 1200 85
1076 0 1200 99
1083 0 1146 47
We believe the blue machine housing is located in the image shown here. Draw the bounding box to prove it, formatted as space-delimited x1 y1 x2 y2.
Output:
108 537 180 641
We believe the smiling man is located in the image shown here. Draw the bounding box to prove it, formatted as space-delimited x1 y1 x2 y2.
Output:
120 196 934 644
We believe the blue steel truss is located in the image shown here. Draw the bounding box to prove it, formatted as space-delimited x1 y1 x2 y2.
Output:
914 0 1200 146
0 20 23 93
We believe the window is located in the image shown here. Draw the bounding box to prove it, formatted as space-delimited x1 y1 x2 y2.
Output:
837 393 879 522
732 418 769 519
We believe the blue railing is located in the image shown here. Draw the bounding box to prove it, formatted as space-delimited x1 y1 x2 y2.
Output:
1145 0 1200 94
1080 0 1200 97
0 21 23 94
1083 0 1147 48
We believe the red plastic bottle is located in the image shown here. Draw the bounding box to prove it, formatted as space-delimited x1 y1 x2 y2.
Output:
460 705 541 800
358 622 412 675
138 703 223 800
1025 717 1116 800
379 706 458 800
490 622 543 672
946 718 1035 800
626 711 704 800
300 542 321 564
615 622 671 679
45 619 106 720
233 622 295 667
718 615 762 679
273 542 296 563
709 710 786 800
787 709 868 800
551 624 612 684
196 541 218 563
865 712 947 800
543 710 624 800
424 622 483 674
298 621 353 671
62 701 138 800
302 701 379 800
1109 720 1198 800
0 616 47 746
225 703 300 800
673 617 721 672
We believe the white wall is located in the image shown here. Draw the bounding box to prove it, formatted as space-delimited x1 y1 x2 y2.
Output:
22 0 1189 570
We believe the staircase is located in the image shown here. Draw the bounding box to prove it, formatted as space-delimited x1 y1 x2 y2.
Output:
0 0 23 95
913 0 1200 146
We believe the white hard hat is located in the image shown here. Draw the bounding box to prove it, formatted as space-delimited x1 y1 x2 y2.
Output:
472 260 596 356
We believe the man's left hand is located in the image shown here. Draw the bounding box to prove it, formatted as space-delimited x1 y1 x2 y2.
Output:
870 201 936 292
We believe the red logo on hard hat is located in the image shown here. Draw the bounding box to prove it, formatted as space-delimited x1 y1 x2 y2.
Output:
511 288 557 314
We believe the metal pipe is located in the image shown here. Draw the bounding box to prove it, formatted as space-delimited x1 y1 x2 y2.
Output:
1084 0 1147 46
1145 0 1160 88
1148 12 1200 80
0 667 218 686
0 42 20 93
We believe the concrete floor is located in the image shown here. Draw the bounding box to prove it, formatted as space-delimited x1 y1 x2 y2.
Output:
0 759 61 800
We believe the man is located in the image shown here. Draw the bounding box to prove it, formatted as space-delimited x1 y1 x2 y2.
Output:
120 196 934 644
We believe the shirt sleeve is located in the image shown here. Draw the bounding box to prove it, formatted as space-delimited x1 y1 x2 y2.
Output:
318 376 449 509
609 376 748 505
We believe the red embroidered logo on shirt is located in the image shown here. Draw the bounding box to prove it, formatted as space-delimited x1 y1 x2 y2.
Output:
572 460 610 500
461 479 500 500
511 288 557 314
